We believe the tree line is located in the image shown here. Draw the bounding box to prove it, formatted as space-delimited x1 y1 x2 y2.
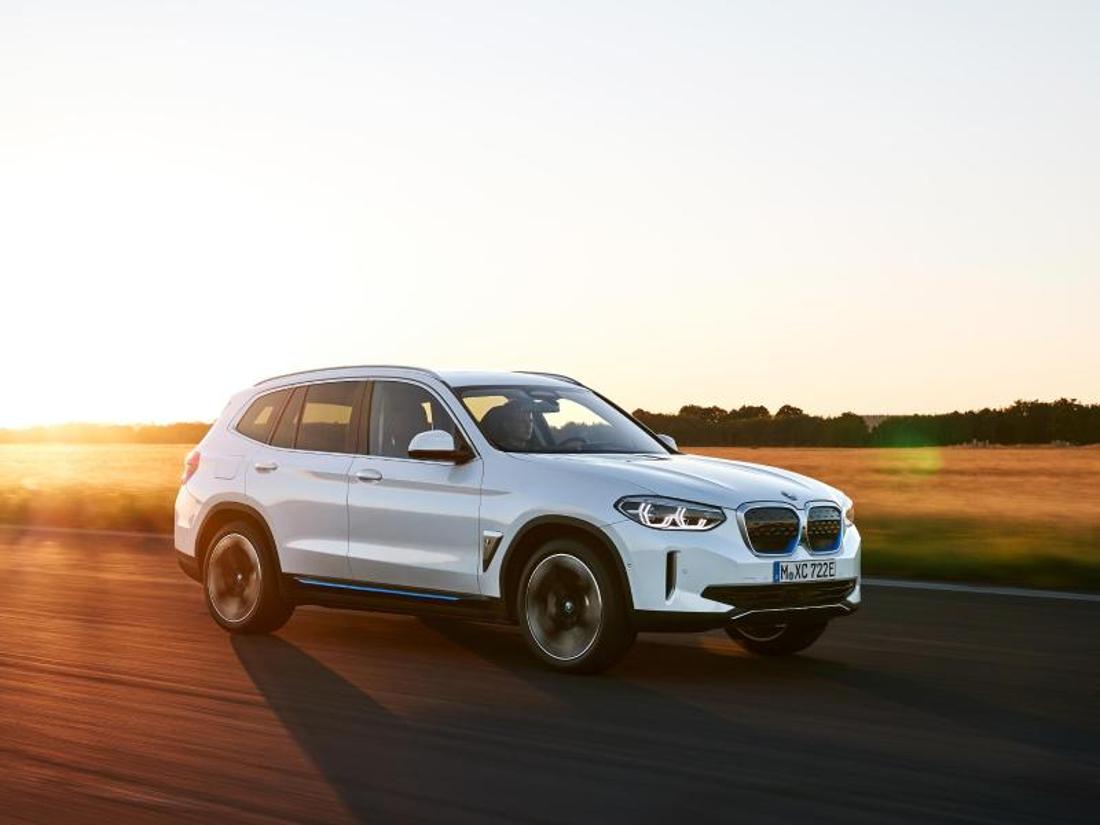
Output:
1 398 1097 446
632 399 1100 447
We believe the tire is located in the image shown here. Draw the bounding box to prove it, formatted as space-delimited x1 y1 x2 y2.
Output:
202 520 293 634
726 620 828 656
517 538 634 674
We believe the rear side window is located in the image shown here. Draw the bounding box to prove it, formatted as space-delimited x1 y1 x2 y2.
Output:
296 382 362 454
236 389 290 443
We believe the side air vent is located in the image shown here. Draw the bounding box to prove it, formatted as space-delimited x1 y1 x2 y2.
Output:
482 531 503 571
665 550 679 600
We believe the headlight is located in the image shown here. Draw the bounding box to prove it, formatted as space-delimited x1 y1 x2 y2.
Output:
616 496 726 531
844 503 855 526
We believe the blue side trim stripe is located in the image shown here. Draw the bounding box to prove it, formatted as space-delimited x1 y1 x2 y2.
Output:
294 577 462 602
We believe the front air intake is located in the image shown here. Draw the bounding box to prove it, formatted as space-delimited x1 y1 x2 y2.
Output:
702 579 857 610
806 505 843 552
741 507 800 554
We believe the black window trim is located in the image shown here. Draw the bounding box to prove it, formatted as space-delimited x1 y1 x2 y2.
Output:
235 376 479 462
240 379 368 456
269 385 307 450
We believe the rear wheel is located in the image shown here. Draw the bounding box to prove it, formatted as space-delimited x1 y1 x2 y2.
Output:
726 620 828 656
202 520 293 634
517 539 634 674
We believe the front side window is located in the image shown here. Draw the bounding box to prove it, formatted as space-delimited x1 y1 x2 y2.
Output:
236 389 290 443
369 381 459 458
458 386 666 454
295 382 362 453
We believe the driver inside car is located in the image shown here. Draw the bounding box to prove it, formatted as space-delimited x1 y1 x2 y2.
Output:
481 399 537 450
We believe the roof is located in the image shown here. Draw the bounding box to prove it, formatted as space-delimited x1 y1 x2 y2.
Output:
439 370 582 388
254 366 582 389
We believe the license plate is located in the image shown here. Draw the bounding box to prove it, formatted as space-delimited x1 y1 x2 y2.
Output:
773 559 837 583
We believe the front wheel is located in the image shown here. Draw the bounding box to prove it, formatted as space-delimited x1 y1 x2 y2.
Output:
202 520 293 634
518 539 634 674
726 620 828 656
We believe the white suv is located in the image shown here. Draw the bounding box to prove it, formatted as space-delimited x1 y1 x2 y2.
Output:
176 366 860 673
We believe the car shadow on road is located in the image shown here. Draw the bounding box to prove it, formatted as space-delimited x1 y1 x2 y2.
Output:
426 619 1099 762
233 618 1096 824
409 619 900 818
231 626 873 823
232 634 529 823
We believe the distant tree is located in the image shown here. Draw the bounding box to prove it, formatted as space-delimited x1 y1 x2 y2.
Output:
774 404 805 418
728 404 770 420
823 412 869 446
678 404 727 423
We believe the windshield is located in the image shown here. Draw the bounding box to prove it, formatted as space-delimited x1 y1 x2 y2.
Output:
457 385 669 454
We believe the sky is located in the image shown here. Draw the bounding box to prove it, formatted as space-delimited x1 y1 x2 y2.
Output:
1 1 1097 427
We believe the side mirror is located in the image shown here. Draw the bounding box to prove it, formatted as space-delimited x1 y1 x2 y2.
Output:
408 430 472 463
657 433 678 452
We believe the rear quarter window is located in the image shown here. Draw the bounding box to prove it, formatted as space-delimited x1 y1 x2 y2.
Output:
235 389 290 443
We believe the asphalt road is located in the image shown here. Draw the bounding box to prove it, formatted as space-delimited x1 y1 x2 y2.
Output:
0 529 1097 824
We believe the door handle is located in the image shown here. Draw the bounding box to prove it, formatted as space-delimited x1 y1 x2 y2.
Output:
254 461 279 473
355 469 383 482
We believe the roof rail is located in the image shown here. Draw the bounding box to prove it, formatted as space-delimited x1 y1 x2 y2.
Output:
254 365 441 387
514 371 584 387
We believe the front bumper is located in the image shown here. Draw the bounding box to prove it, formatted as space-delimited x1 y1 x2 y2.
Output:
634 601 858 632
606 512 862 621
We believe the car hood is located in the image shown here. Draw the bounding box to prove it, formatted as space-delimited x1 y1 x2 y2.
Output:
512 452 845 509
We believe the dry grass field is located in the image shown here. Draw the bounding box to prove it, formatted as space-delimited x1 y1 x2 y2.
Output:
0 444 188 533
691 446 1100 590
1 443 1096 589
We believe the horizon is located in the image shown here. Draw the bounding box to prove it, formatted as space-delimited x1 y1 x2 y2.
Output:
0 393 1093 433
1 365 1097 429
2 2 1098 427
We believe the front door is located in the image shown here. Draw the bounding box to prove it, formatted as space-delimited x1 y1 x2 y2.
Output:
347 380 483 594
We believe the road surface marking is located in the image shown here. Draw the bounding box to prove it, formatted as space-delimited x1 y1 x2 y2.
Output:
864 577 1100 603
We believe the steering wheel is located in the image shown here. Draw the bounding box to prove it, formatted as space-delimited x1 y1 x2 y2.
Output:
556 436 588 451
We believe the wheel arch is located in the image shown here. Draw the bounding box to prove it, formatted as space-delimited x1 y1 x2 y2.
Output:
499 515 634 621
194 501 281 578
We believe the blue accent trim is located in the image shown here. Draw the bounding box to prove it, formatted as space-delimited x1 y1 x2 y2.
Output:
294 577 462 602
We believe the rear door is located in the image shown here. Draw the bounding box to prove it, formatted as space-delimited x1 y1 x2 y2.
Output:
245 381 366 579
347 379 483 594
